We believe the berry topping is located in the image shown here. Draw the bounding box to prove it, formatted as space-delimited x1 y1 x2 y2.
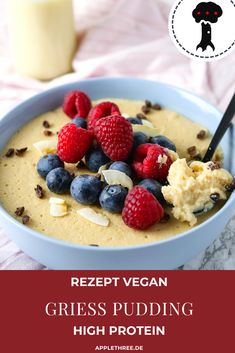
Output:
57 123 93 163
85 147 110 172
127 117 143 125
63 90 91 119
94 115 133 161
46 167 73 194
71 117 87 129
37 154 64 178
132 144 172 181
138 178 164 203
133 132 149 149
70 175 103 205
150 135 176 152
87 101 120 131
122 186 164 229
99 185 128 213
109 161 132 177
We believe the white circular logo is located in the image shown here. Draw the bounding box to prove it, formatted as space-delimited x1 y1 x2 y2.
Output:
169 0 235 61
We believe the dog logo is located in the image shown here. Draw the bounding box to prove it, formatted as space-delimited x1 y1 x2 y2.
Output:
169 0 235 61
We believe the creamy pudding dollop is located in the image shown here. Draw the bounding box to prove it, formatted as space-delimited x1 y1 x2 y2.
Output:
162 159 233 226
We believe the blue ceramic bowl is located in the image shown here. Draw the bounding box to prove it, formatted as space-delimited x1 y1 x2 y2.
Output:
0 77 234 269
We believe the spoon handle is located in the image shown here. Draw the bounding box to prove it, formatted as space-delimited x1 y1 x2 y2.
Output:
203 93 235 163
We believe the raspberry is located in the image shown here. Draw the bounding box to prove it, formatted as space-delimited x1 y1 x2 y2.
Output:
94 115 133 161
87 101 121 131
63 91 92 119
57 123 93 163
132 143 172 181
122 186 164 229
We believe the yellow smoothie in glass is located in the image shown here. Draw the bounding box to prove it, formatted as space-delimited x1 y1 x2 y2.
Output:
8 0 77 80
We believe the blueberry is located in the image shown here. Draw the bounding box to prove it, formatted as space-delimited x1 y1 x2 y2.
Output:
37 154 64 178
99 185 128 213
70 174 102 205
125 133 149 164
109 161 132 177
138 179 164 203
85 147 110 172
71 117 87 129
133 132 149 149
46 167 72 194
127 117 143 125
150 135 176 152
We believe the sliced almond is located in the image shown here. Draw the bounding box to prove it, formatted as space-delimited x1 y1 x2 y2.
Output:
50 203 68 217
122 113 130 118
97 163 110 181
77 208 109 227
142 119 154 128
49 197 66 205
102 169 133 190
157 154 168 165
33 140 57 155
132 124 159 137
165 148 179 162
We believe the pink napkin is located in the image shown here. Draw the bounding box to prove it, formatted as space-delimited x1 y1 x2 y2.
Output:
0 0 234 269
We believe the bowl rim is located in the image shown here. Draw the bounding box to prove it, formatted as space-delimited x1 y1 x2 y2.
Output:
0 76 234 252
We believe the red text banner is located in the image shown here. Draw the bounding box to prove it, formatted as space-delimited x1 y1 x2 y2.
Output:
0 271 233 352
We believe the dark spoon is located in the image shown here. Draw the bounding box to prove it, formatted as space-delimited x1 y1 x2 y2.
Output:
193 92 235 215
203 92 235 162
